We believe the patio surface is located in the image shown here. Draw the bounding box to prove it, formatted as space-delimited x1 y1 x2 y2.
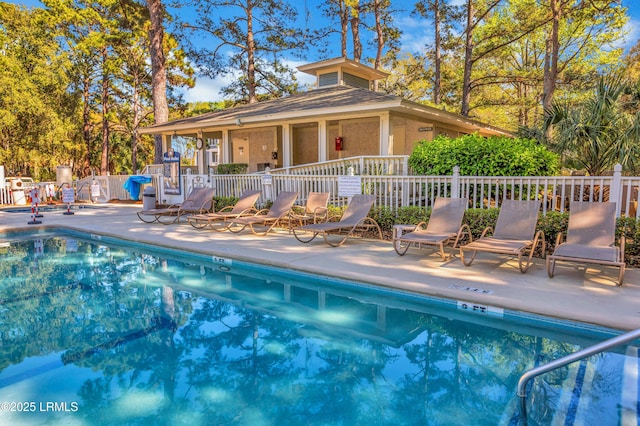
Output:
2 203 640 332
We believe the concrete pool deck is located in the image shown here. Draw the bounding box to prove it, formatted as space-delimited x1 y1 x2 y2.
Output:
2 203 640 332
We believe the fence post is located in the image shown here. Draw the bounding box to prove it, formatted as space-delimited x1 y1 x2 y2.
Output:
451 166 460 198
610 163 622 216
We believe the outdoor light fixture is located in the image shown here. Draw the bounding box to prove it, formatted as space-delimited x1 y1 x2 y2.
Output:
235 118 243 127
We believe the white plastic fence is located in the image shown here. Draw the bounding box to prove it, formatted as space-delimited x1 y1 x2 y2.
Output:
268 156 410 176
5 161 639 218
208 164 640 217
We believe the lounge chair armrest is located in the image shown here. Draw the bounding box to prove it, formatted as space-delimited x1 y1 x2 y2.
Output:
240 207 258 215
620 234 626 262
393 224 418 240
290 205 306 215
554 232 564 247
253 208 269 216
456 224 473 245
449 224 473 249
215 205 235 213
415 221 428 230
479 226 493 238
533 230 546 258
327 213 342 222
313 206 329 218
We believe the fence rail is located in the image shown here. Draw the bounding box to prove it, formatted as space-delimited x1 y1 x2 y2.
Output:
267 155 410 176
3 161 639 218
206 165 640 218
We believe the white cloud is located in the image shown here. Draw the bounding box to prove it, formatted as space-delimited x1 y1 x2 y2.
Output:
181 76 226 103
394 15 433 54
181 59 317 103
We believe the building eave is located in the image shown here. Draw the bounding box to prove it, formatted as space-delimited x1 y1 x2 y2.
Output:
137 86 513 137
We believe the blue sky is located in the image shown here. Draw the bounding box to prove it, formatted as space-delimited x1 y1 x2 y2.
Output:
5 0 640 103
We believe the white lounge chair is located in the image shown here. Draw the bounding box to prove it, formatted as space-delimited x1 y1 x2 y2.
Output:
137 187 214 224
393 197 470 260
292 194 382 247
188 189 261 231
547 201 625 285
460 199 545 273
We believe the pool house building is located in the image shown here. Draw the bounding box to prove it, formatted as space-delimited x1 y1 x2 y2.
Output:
138 57 511 175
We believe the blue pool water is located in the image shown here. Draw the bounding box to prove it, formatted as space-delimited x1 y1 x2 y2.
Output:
0 230 636 425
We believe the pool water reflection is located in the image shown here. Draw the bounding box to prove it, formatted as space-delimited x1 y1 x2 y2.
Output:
0 232 633 425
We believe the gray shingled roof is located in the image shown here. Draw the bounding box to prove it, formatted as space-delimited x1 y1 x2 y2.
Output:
139 85 511 136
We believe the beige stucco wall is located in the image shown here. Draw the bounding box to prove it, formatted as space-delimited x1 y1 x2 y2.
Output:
292 124 318 166
230 127 279 172
391 115 467 155
327 117 379 160
391 116 433 155
214 113 484 171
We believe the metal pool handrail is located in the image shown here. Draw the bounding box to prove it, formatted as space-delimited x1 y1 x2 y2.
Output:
517 327 640 425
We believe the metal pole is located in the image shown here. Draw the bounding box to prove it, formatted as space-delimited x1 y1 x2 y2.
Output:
517 327 640 425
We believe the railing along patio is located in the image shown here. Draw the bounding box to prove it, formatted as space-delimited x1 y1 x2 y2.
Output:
8 158 640 219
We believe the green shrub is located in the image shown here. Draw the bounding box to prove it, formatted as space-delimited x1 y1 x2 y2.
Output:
618 216 640 266
217 163 248 174
461 208 500 238
212 196 239 211
408 134 560 176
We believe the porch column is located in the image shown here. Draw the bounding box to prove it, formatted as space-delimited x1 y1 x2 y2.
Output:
318 120 327 162
222 130 231 163
163 134 172 154
380 112 393 155
282 124 291 168
196 129 205 174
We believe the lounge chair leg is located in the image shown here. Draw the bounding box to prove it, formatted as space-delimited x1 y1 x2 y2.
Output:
460 248 477 266
137 212 160 224
209 222 231 232
292 228 318 244
228 223 247 233
323 233 350 247
547 257 555 278
618 265 625 286
438 244 449 260
518 254 530 273
189 219 208 229
393 240 411 256
157 215 178 225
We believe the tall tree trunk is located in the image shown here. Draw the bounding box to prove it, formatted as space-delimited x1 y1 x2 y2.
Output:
542 0 560 139
460 0 474 117
100 47 109 176
433 0 441 105
340 0 348 57
146 0 168 164
373 0 383 90
350 3 362 62
373 0 383 68
82 72 92 177
247 0 258 104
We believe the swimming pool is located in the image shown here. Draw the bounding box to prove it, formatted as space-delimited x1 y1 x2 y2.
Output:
0 230 635 425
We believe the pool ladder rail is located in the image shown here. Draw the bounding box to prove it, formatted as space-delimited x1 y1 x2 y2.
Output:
516 327 640 425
